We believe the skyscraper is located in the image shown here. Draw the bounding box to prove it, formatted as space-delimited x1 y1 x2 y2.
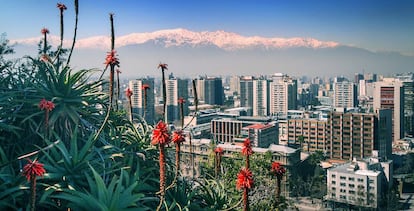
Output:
333 80 357 109
202 77 224 105
239 76 254 109
253 78 270 116
129 78 155 124
166 74 189 124
269 73 297 116
373 78 404 141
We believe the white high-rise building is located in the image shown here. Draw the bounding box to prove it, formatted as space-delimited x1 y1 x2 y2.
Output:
269 73 297 116
166 75 189 124
373 78 404 141
253 78 269 116
333 81 356 109
129 78 155 124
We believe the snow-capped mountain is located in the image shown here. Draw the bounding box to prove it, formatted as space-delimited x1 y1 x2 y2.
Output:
11 28 339 50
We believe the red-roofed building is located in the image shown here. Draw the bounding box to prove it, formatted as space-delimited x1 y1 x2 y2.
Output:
234 123 279 147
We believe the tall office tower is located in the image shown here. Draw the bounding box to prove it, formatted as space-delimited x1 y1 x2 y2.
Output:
253 78 270 116
269 73 297 116
239 76 254 110
333 80 357 109
196 78 205 103
203 77 224 105
365 73 378 82
288 118 328 153
396 74 414 137
354 73 364 83
229 75 240 96
129 78 155 124
327 110 392 161
373 78 404 141
403 80 414 137
165 74 189 124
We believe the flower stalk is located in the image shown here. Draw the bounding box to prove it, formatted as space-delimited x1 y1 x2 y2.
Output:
151 121 171 211
22 159 46 211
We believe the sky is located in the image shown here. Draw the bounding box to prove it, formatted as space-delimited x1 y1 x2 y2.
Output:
1 0 414 56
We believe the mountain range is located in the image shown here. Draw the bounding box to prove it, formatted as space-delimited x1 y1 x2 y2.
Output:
10 28 414 78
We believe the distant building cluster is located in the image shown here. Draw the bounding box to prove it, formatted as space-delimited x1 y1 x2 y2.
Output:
120 71 414 209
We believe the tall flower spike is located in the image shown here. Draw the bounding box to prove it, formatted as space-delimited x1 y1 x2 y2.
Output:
40 28 49 35
57 3 67 11
236 167 254 190
22 159 46 181
271 161 286 177
151 121 170 145
125 88 133 98
104 50 120 67
172 130 185 144
241 138 253 156
215 147 224 155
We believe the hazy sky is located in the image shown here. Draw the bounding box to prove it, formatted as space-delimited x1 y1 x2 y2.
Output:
1 0 414 56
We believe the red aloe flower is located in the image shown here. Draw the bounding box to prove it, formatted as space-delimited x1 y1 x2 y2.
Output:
40 54 50 62
271 161 286 204
178 97 185 104
142 84 150 90
172 130 185 184
215 147 224 154
271 161 286 177
104 50 120 67
237 167 253 211
125 88 133 121
22 159 46 181
236 167 254 190
40 28 49 35
39 99 55 128
151 121 171 146
241 138 253 156
23 159 46 211
172 130 185 144
152 120 170 209
215 147 224 178
57 3 67 11
125 88 133 98
39 99 55 111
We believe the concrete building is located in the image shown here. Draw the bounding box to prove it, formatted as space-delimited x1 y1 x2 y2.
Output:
326 154 393 209
235 123 279 148
333 80 357 109
327 110 392 161
253 78 270 116
239 76 254 113
128 78 155 123
203 77 224 106
288 118 328 153
373 78 404 141
269 73 297 116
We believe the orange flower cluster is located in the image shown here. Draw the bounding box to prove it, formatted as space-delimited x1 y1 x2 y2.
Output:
22 159 46 181
271 161 286 177
151 121 170 145
236 167 254 190
104 50 120 67
57 3 67 11
215 147 224 154
38 99 55 111
125 88 133 98
41 28 49 35
172 130 185 144
241 138 253 156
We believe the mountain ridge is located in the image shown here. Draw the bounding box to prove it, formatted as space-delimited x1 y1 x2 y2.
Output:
11 28 340 50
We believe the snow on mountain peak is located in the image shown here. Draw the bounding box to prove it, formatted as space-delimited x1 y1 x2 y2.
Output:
11 28 340 50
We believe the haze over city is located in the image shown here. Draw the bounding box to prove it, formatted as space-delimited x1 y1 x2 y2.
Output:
2 0 414 77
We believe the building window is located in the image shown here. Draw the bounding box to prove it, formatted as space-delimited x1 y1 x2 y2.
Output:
349 190 356 194
332 174 336 178
340 195 346 200
349 177 355 181
332 181 336 185
357 178 364 182
340 176 346 180
340 183 346 187
349 184 355 188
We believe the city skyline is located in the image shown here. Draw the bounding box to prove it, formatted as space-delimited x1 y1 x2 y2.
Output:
2 1 414 78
